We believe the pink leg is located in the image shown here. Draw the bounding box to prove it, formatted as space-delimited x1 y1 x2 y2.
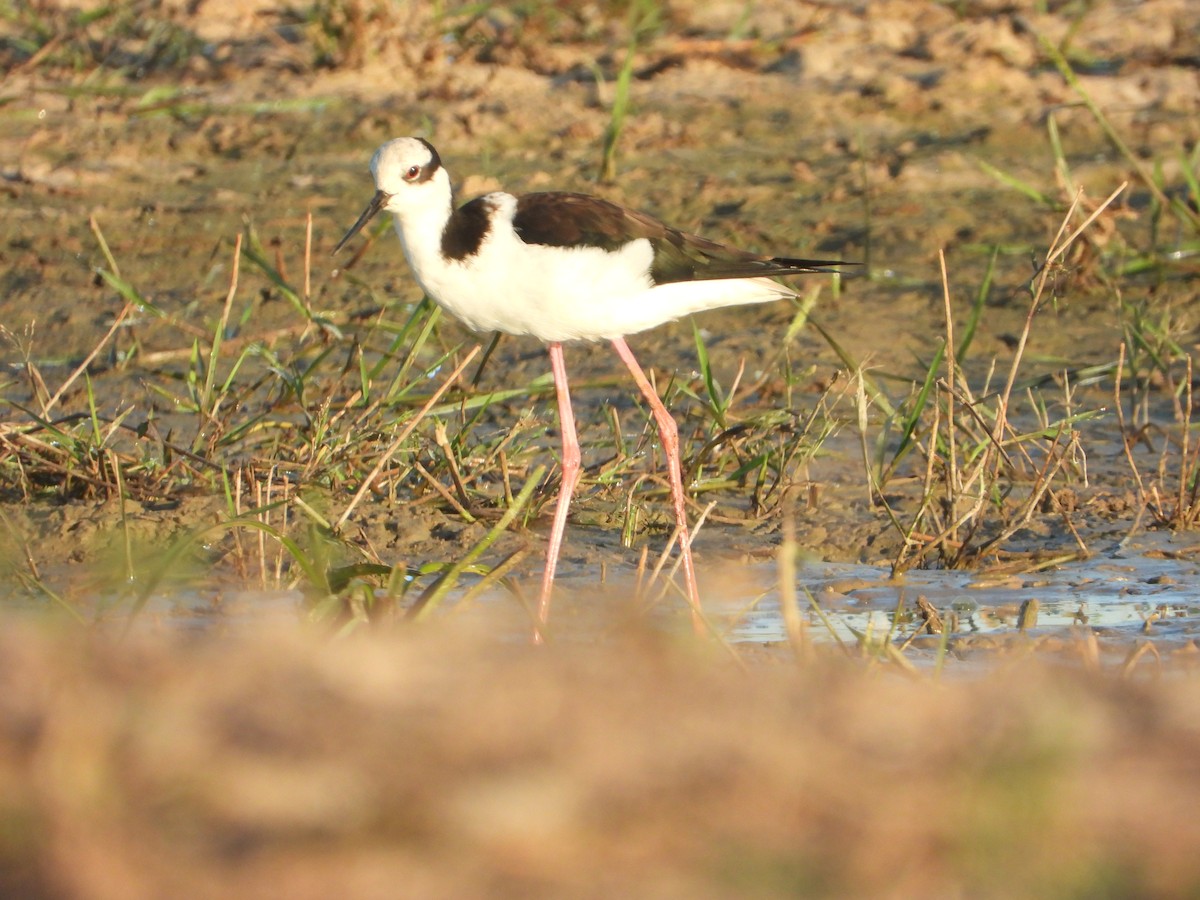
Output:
611 337 705 633
537 342 582 636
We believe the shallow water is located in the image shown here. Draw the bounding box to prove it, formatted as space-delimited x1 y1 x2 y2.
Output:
119 528 1200 670
730 537 1200 651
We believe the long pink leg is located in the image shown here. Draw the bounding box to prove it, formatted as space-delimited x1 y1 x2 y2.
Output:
611 337 705 633
537 342 582 635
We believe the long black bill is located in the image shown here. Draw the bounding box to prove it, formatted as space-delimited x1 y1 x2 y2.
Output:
333 189 390 255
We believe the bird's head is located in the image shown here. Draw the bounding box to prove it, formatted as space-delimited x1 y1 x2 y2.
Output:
334 137 450 254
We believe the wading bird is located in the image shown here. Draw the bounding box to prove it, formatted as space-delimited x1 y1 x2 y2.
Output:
335 137 848 635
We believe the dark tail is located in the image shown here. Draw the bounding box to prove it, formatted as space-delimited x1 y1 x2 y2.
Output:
766 256 860 276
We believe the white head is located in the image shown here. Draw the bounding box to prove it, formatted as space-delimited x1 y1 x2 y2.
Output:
334 137 452 253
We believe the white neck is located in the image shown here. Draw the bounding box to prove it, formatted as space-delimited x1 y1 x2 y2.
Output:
389 167 455 281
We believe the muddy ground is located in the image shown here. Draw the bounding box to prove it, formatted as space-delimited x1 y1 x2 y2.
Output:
2 0 1200 895
3 1 1198 579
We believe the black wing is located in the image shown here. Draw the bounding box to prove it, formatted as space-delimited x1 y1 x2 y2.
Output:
511 192 850 285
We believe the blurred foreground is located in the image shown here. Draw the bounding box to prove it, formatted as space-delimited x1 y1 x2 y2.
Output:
1 620 1198 899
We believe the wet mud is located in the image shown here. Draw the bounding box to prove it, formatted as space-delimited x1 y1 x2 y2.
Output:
2 1 1199 648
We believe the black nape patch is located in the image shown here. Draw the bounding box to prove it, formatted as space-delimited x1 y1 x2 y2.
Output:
442 197 492 260
414 137 442 183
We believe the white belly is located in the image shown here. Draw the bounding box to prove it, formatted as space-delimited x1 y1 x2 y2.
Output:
393 203 794 343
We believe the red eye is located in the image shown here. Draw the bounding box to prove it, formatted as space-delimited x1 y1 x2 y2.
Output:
405 165 420 180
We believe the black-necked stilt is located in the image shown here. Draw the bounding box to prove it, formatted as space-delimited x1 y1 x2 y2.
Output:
335 137 849 636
